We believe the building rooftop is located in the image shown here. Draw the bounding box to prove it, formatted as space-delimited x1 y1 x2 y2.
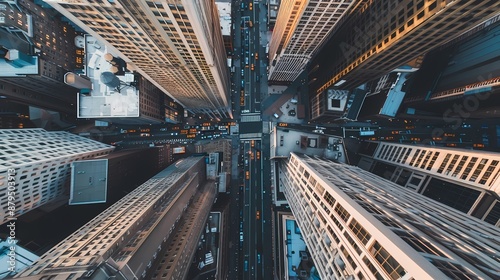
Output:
69 159 108 205
215 1 231 37
283 217 308 279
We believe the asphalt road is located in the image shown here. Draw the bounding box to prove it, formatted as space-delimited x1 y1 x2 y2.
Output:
234 1 274 280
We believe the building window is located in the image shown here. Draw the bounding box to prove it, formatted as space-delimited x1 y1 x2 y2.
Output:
414 150 427 167
334 203 350 222
451 156 468 177
409 149 421 166
402 148 412 163
445 155 460 175
479 160 498 184
323 192 335 207
349 218 371 245
369 242 407 279
470 158 488 182
343 231 362 255
420 151 433 169
394 229 446 257
461 157 478 180
427 258 478 279
426 152 440 170
363 256 384 280
396 148 406 163
437 153 451 173
341 245 357 270
373 215 403 229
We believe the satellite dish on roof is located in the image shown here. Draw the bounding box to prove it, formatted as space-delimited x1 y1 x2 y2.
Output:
100 72 120 88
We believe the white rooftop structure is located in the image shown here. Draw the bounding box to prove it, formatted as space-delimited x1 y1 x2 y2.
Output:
77 35 139 119
215 1 231 37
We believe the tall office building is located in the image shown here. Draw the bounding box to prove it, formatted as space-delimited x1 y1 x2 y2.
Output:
0 0 84 115
44 0 231 119
279 153 499 279
268 0 354 83
308 0 500 94
401 20 500 119
0 129 114 224
14 156 216 280
357 141 500 226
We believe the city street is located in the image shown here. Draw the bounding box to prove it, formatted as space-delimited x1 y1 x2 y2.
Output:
230 1 274 280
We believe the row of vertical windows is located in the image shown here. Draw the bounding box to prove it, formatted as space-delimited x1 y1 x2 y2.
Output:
396 147 408 163
343 231 362 255
480 160 498 185
461 157 478 180
451 156 468 177
363 256 384 280
393 229 446 257
437 153 451 173
445 155 460 175
409 148 420 166
324 191 336 207
369 241 407 280
340 245 358 270
349 218 372 245
382 144 500 186
334 203 350 222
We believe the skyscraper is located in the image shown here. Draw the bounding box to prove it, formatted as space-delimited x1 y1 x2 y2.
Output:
357 141 500 226
44 0 231 119
401 20 500 119
14 156 216 280
0 129 114 224
279 153 499 279
268 0 354 83
308 0 500 93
